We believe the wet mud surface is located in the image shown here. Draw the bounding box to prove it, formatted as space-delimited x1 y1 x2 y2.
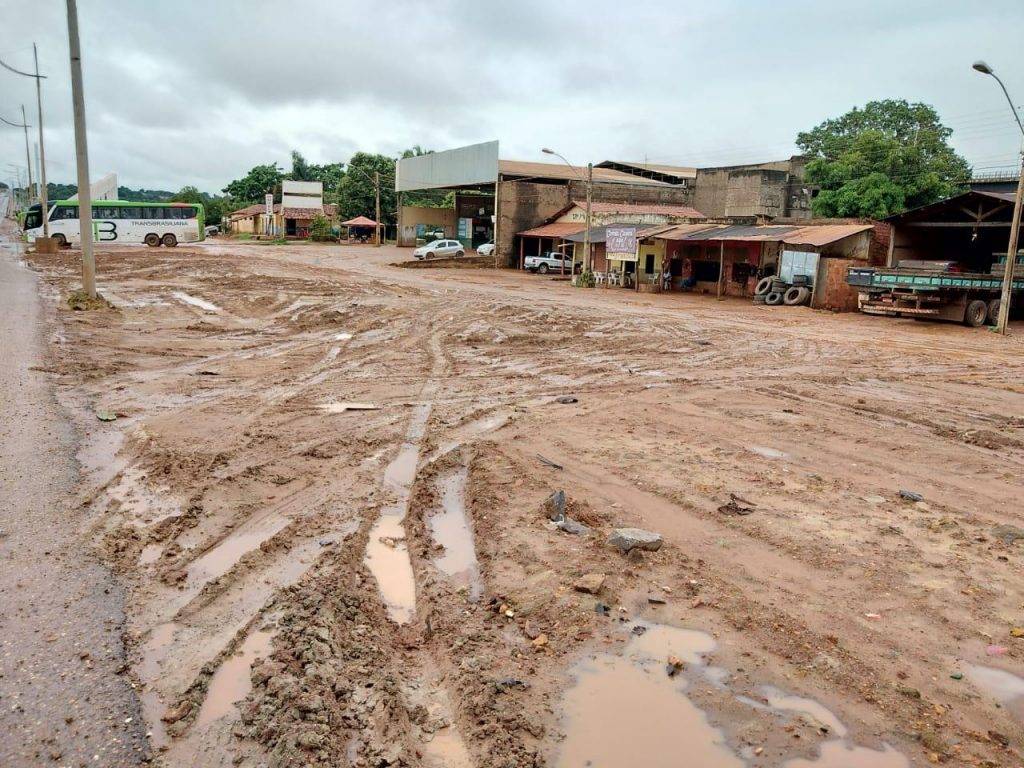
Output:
18 238 1024 767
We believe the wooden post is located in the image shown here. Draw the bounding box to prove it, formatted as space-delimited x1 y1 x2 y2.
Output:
717 241 725 300
518 234 524 270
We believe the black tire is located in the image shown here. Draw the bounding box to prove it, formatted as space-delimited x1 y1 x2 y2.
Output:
52 233 67 247
161 233 178 247
752 294 767 304
144 233 160 247
455 250 465 258
783 286 811 306
987 298 1001 326
538 263 549 274
765 291 784 306
771 279 787 293
754 277 773 296
425 251 435 260
964 299 987 327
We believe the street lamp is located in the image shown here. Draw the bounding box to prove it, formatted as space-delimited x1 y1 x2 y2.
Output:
542 147 594 280
1 44 50 237
973 59 1024 334
0 106 33 203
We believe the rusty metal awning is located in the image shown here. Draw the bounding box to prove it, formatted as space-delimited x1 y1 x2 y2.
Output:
654 223 873 246
517 222 585 238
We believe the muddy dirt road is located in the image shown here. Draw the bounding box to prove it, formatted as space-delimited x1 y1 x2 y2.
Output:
16 235 1024 767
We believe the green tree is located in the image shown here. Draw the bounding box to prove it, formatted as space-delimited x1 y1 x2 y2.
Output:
395 146 453 209
336 152 397 224
308 213 334 241
222 163 284 203
172 185 229 226
797 99 971 218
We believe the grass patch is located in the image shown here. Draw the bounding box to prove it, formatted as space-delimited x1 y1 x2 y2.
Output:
67 290 114 311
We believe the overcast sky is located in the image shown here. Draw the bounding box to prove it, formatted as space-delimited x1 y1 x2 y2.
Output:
1 0 1022 195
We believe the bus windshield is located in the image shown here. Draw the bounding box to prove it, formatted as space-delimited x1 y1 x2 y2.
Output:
23 204 42 231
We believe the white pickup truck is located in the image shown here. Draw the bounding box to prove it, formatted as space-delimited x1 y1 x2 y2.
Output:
524 251 575 274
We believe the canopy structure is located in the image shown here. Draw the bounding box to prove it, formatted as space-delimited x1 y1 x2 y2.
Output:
341 216 379 227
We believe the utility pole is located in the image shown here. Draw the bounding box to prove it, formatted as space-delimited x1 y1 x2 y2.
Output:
374 171 381 246
67 0 95 297
34 44 49 237
20 105 33 200
583 162 593 275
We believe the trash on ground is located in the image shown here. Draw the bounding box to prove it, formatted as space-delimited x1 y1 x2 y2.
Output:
318 402 380 413
898 489 923 502
96 411 117 422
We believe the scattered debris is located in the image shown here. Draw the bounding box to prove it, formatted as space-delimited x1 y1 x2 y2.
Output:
631 625 648 636
543 491 567 521
607 527 663 554
986 645 1008 656
594 602 610 616
573 574 606 595
863 495 886 505
318 402 380 413
1011 627 1024 638
647 595 667 605
899 490 923 502
536 454 564 470
950 672 963 680
666 655 685 677
95 411 117 422
992 524 1024 545
555 395 579 404
557 517 590 535
718 493 757 516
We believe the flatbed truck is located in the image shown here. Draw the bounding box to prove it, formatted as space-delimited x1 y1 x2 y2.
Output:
847 264 1024 327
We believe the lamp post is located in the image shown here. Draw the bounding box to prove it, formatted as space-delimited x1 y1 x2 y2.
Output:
973 60 1024 334
542 148 593 280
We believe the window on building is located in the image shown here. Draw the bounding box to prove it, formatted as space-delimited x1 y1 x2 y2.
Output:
645 254 655 273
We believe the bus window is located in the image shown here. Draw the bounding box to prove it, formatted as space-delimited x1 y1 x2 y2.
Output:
121 206 142 219
96 206 119 219
50 205 77 221
23 205 42 230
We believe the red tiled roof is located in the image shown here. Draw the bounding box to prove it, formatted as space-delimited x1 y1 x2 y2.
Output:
280 204 337 220
341 215 379 227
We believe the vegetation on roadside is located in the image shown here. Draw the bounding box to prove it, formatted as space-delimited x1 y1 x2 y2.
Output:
798 99 971 219
66 290 114 311
308 214 334 242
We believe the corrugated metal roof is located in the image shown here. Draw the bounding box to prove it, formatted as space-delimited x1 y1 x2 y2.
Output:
498 159 673 187
885 190 1017 221
654 223 873 245
598 160 697 178
571 200 705 218
517 221 586 238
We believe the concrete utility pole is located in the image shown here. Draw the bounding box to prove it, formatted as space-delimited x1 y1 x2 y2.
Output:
20 106 33 200
584 162 593 275
34 44 49 237
0 110 33 201
375 171 381 247
67 0 96 297
973 60 1024 334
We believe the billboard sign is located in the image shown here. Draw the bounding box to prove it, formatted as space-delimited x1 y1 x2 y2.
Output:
396 140 499 192
606 226 638 260
265 193 274 216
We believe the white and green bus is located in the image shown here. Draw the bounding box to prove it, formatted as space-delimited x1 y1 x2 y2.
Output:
23 200 205 247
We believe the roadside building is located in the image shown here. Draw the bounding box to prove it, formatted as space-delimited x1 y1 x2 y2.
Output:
691 157 815 219
885 189 1021 272
396 141 694 265
225 182 337 238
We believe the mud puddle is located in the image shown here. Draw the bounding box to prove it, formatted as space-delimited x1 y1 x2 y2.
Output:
365 402 432 623
172 291 222 313
185 512 290 593
964 664 1024 718
557 622 908 768
195 625 275 727
428 465 482 600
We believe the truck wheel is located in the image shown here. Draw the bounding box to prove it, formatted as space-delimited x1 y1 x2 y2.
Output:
538 263 549 274
987 298 1001 326
783 287 810 305
754 277 773 296
161 233 178 247
765 291 784 306
144 233 160 247
964 299 987 327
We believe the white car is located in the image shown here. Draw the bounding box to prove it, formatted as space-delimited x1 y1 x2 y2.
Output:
413 239 465 260
477 241 495 257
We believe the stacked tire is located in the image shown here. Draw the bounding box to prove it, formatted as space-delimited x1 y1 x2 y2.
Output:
754 276 811 307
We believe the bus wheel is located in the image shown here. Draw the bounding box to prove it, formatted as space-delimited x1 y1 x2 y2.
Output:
161 233 178 248
52 233 67 247
987 298 1001 326
144 233 160 247
964 299 988 327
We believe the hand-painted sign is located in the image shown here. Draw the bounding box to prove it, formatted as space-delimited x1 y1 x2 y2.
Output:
606 226 637 259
